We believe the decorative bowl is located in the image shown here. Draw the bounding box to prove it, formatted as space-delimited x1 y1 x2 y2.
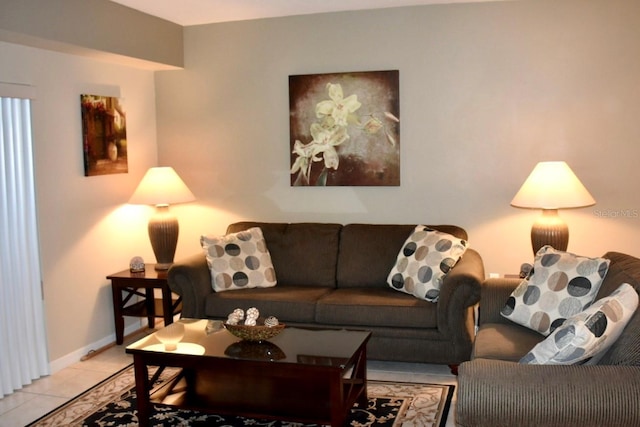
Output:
224 322 285 342
155 322 185 351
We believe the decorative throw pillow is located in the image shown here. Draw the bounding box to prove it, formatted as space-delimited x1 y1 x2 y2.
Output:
520 283 639 365
201 227 277 292
387 225 467 302
501 246 610 336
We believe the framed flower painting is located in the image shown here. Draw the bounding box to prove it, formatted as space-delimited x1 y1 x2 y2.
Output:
289 70 400 186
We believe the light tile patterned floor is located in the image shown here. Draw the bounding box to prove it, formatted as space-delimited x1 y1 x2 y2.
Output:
0 338 458 427
0 339 134 427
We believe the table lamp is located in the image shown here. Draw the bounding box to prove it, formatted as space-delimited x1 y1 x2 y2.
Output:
129 167 195 270
511 161 595 254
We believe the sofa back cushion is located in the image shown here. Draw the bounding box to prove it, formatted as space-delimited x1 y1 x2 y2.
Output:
597 252 640 365
336 224 468 289
226 222 341 288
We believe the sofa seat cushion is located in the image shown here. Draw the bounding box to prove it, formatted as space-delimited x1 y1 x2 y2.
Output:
205 286 333 324
315 288 437 328
473 323 544 362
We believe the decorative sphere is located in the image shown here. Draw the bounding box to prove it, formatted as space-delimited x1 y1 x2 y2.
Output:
264 316 279 327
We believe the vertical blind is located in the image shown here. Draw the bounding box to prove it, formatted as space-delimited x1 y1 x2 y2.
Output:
0 91 50 397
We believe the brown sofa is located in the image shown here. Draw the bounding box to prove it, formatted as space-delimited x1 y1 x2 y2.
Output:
456 251 640 427
168 222 485 368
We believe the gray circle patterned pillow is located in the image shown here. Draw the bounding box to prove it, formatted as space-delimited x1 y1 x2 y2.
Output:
501 245 610 336
387 225 467 302
520 283 638 365
201 227 277 292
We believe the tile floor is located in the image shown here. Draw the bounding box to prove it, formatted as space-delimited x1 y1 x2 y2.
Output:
0 335 136 427
0 334 458 427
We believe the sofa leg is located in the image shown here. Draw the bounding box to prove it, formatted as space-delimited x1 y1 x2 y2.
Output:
448 364 459 375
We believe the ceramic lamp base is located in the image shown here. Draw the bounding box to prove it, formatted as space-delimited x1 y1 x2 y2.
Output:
531 209 569 254
148 204 179 270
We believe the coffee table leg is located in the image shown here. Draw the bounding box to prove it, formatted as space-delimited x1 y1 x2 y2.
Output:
329 374 347 427
333 345 368 426
354 346 368 408
133 355 151 427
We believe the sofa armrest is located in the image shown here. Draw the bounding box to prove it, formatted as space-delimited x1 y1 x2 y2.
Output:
167 253 212 318
457 359 640 427
440 248 484 308
477 277 521 326
436 248 484 362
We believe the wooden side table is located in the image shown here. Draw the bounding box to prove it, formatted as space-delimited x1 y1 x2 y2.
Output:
108 264 182 345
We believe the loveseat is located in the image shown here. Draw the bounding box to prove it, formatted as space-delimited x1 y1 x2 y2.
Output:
456 251 640 427
168 221 485 368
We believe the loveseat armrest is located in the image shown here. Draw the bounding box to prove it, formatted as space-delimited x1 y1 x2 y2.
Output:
477 277 521 326
436 248 484 362
456 359 640 427
440 248 484 308
167 253 212 318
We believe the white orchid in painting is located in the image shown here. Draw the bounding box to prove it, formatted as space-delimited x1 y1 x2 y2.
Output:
290 123 349 185
291 81 399 186
315 83 362 127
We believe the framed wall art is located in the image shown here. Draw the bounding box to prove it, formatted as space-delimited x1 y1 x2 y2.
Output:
81 94 128 176
289 70 400 186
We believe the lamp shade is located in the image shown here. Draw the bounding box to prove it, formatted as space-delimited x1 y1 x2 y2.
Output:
511 161 595 209
129 167 195 206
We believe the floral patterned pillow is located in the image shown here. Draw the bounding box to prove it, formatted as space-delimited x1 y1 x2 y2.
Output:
387 225 467 302
201 227 277 292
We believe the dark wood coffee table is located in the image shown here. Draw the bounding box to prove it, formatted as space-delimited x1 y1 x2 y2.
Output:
126 319 371 427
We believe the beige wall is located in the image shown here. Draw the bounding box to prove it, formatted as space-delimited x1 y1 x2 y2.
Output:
0 41 160 367
156 0 640 276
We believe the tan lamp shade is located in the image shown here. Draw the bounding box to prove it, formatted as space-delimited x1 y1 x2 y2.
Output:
511 161 595 254
129 166 196 206
129 167 195 270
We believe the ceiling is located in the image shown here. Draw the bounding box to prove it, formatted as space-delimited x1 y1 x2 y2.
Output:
109 0 509 26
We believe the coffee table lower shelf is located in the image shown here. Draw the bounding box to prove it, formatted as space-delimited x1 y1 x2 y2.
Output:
147 363 367 425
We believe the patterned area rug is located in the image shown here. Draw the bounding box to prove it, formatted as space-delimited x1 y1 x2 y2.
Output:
27 364 454 426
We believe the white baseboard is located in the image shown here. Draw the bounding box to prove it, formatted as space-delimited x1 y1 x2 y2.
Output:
49 321 142 374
